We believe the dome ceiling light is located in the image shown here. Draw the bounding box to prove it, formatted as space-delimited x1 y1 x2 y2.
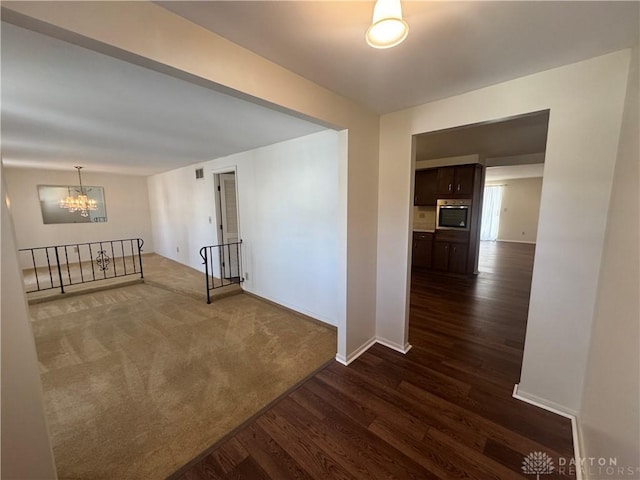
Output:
366 0 409 49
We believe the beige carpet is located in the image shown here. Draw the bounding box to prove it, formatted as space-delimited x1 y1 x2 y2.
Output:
141 253 241 301
30 283 336 479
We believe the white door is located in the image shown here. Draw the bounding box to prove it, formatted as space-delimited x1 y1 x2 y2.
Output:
218 172 239 279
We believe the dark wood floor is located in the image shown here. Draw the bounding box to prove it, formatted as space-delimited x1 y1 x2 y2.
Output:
173 241 575 479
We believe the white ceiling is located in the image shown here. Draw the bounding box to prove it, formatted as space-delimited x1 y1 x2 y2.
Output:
0 22 327 176
486 164 545 183
2 2 637 177
160 1 639 114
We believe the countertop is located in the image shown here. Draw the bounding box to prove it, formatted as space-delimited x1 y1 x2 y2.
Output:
413 229 435 233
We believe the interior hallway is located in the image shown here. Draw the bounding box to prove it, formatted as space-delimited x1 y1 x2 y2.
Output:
174 241 574 479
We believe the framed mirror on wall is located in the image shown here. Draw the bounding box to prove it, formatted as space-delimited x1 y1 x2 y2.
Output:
38 185 108 224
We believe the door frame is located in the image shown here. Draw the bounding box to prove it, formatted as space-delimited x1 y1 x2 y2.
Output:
211 166 241 247
212 166 242 281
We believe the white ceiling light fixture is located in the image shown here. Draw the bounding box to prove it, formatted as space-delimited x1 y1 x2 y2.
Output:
366 0 409 49
59 166 98 217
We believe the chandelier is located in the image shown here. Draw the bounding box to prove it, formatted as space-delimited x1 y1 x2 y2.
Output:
59 166 98 217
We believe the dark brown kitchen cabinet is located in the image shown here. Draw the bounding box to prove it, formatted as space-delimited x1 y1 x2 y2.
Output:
448 243 468 274
414 169 438 206
432 241 468 273
412 232 433 268
433 230 469 273
432 241 450 271
437 165 475 196
412 163 482 275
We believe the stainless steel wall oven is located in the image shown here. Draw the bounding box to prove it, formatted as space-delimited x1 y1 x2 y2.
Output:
436 199 472 231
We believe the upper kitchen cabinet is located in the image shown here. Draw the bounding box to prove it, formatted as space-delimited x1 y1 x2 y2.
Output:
414 169 438 206
437 165 475 196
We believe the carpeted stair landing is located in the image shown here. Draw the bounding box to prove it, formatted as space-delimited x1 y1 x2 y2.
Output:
30 283 336 479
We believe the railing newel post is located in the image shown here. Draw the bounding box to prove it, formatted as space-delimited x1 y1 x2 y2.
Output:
138 238 144 279
200 246 211 304
236 241 242 284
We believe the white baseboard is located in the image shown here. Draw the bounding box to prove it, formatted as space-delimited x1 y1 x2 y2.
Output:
242 287 337 327
496 239 536 244
336 337 412 366
513 384 582 480
376 337 413 355
513 386 578 417
335 336 377 366
335 354 349 366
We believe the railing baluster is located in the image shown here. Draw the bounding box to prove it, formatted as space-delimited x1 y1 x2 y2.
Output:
64 246 72 285
45 248 54 289
228 243 232 284
130 239 136 274
121 240 127 275
211 247 216 288
77 244 84 283
89 244 96 281
217 245 224 287
236 241 241 284
99 242 106 279
110 241 117 277
54 247 65 294
31 249 40 291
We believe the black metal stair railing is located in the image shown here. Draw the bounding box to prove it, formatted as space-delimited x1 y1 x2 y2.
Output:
199 240 244 304
19 238 144 294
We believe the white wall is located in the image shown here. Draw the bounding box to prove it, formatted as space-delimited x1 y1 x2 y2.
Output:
4 168 154 258
1 170 58 479
377 49 631 413
148 130 342 326
487 177 543 243
579 48 639 478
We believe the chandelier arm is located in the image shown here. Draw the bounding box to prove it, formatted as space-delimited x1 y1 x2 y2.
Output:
60 166 98 215
76 166 85 195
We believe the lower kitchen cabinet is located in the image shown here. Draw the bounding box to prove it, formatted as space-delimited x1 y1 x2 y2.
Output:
433 240 468 274
432 241 450 271
412 232 433 268
448 243 468 274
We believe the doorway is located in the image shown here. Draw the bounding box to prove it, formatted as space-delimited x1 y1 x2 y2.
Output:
409 110 550 382
480 185 504 242
214 171 240 279
479 162 545 275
